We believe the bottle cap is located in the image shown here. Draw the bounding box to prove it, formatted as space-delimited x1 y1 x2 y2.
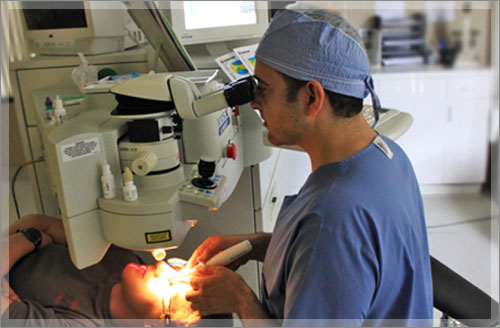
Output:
45 97 52 107
123 167 133 183
102 163 111 175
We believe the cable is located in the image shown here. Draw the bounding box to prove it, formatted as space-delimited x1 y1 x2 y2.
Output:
11 157 45 220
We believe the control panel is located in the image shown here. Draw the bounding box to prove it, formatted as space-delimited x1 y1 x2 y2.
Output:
178 167 227 208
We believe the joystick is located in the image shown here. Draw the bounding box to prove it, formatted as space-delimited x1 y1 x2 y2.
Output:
192 157 217 190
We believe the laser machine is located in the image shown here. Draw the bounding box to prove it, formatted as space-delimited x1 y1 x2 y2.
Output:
45 72 261 269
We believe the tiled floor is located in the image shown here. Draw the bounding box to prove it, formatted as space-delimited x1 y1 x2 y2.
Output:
424 192 499 301
5 168 499 323
424 192 499 322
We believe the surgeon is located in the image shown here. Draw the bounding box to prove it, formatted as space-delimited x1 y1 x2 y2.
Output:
184 3 433 327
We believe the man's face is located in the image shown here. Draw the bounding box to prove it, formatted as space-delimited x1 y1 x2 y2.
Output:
120 263 164 319
250 61 307 146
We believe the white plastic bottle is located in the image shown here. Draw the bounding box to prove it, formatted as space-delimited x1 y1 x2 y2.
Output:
122 167 138 201
101 163 116 199
54 95 67 125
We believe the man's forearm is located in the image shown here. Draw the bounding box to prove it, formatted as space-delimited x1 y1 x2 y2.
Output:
237 284 279 327
248 233 272 262
2 233 36 277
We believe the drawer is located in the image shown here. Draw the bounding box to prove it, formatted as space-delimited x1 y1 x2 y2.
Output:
447 75 490 100
373 75 446 102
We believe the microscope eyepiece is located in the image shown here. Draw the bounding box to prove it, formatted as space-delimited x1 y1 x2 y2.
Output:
223 76 257 107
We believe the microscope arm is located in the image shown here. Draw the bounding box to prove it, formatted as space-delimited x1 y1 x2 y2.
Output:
168 75 256 120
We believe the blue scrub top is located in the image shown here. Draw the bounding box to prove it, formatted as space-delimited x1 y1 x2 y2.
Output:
261 136 433 327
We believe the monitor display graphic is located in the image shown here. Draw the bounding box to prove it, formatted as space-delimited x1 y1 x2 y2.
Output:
183 1 257 30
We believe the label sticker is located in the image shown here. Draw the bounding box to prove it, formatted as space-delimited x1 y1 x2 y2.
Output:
145 230 172 244
373 136 394 159
218 109 230 136
61 137 100 163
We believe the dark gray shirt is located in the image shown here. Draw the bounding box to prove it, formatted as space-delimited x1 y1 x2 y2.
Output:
2 244 140 327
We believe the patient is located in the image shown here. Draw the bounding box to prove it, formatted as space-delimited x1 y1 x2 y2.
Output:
1 214 221 327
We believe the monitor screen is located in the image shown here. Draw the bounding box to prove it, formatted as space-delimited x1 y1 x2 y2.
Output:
163 1 268 45
22 2 87 30
183 1 257 30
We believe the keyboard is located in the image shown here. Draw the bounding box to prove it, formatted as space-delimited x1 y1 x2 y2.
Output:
362 105 413 140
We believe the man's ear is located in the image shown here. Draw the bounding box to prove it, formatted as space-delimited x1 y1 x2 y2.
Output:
304 81 325 118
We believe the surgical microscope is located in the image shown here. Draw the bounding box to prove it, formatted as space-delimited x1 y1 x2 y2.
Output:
45 71 258 269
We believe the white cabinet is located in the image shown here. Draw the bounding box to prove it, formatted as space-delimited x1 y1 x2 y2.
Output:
379 75 447 185
372 68 491 188
443 75 490 184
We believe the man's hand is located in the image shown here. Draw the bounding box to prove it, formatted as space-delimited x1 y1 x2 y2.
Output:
39 230 54 248
1 277 19 316
7 214 66 245
185 265 249 316
1 277 20 303
186 233 272 270
186 235 251 270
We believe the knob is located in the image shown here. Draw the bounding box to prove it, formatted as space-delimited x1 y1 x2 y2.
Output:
225 144 237 160
192 157 217 190
198 157 216 179
131 151 158 176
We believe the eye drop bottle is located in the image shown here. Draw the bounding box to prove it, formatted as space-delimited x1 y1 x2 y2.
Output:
45 97 54 121
101 163 116 199
122 167 138 201
54 95 67 125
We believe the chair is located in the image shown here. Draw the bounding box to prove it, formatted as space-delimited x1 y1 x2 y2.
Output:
431 256 499 327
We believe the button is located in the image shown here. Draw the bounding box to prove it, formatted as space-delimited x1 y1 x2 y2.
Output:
205 190 213 195
225 144 237 160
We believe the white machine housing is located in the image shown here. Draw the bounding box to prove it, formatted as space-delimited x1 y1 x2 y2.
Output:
46 71 269 269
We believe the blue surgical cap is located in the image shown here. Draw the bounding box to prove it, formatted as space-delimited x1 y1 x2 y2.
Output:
255 5 381 120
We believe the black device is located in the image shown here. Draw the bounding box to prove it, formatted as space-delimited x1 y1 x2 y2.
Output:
16 228 42 252
223 76 257 107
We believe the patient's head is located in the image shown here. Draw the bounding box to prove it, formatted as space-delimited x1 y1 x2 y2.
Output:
115 260 200 325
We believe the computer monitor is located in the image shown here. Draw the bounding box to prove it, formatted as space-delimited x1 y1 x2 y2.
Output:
161 1 269 45
21 1 144 55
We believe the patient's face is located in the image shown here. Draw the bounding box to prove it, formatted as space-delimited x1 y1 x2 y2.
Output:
121 263 164 319
120 261 200 324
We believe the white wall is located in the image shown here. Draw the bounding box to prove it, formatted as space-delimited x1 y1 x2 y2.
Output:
491 2 499 205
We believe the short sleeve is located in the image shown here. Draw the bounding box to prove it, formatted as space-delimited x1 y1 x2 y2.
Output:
282 213 379 326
